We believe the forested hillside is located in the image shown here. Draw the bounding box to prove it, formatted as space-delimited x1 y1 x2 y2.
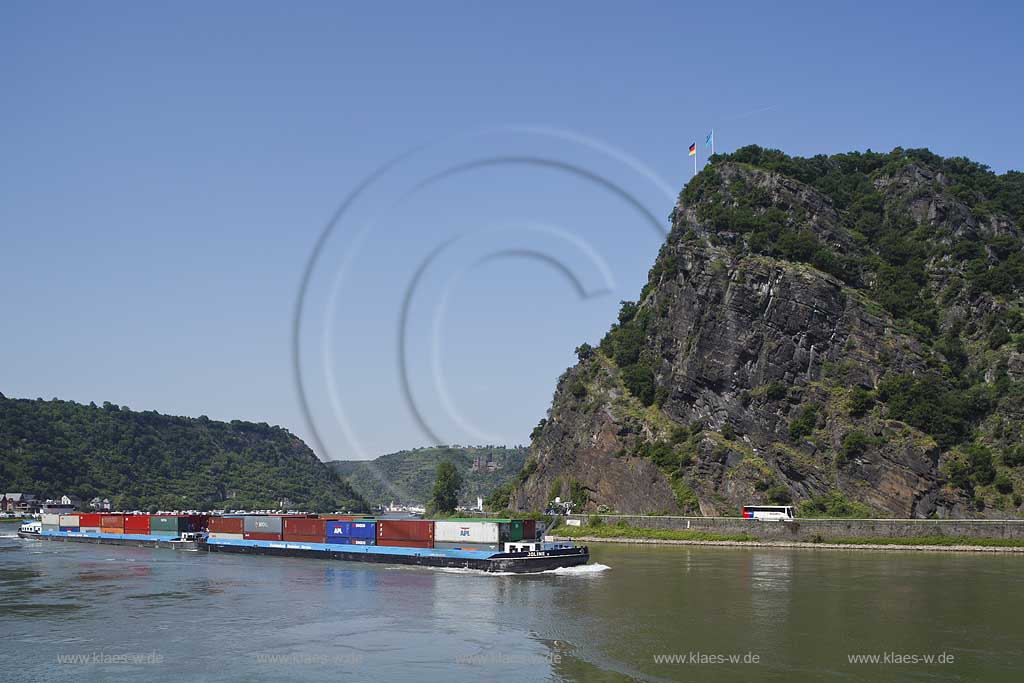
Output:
0 393 367 512
329 445 527 507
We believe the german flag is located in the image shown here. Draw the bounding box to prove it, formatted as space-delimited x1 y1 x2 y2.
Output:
688 143 697 156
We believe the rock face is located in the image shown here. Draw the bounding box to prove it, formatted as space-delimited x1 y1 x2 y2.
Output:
514 148 1024 519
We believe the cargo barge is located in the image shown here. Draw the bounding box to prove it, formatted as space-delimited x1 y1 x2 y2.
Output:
18 514 588 574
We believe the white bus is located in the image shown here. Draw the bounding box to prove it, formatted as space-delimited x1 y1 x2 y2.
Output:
742 505 795 521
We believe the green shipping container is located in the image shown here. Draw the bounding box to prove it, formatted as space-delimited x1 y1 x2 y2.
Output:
149 516 188 533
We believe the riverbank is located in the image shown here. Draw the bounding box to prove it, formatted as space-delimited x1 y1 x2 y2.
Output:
551 523 1024 553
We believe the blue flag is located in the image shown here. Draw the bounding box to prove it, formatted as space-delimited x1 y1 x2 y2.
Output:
705 130 714 148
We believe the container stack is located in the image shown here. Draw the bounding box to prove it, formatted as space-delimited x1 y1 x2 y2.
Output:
325 520 377 546
282 517 327 543
41 512 61 533
375 519 434 548
59 514 80 532
100 514 124 535
124 515 150 535
79 513 103 533
434 520 502 551
149 515 189 538
242 515 283 541
207 517 244 540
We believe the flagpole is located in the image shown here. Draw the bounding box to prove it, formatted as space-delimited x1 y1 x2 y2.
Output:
694 145 697 177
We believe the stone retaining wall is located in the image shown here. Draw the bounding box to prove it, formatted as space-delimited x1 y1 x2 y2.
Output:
565 515 1024 541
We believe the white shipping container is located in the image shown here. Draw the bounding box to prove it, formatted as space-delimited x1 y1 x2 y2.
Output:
79 527 101 533
434 520 501 544
59 515 80 527
41 513 61 526
208 532 244 540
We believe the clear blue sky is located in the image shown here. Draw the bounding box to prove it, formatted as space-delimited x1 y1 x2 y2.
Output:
3 2 1022 461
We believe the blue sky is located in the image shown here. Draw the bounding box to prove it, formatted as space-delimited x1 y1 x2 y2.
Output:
3 2 1022 461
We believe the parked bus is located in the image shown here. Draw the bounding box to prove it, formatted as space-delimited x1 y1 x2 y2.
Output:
742 505 794 521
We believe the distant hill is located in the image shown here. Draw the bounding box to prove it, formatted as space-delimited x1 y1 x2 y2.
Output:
0 393 368 512
328 446 528 506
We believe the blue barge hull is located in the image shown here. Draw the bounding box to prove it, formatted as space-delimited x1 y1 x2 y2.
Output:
20 530 589 573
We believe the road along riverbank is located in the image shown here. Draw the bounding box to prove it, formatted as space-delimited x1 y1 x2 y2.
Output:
550 514 1024 552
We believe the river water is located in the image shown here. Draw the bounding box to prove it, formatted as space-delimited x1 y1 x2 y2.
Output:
1 534 1021 682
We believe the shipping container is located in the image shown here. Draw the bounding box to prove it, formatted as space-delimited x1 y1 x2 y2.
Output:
325 534 352 545
41 524 60 532
59 526 77 532
347 538 375 546
283 518 327 537
100 527 123 534
79 527 101 534
377 538 432 548
100 515 124 528
522 519 537 540
77 513 104 527
242 516 283 534
149 531 180 538
41 513 62 526
123 515 150 534
325 521 376 540
434 541 499 551
243 532 282 541
508 519 524 541
208 517 244 534
59 515 80 527
207 532 244 540
375 520 433 542
150 516 189 533
319 515 357 521
281 534 325 544
434 520 501 544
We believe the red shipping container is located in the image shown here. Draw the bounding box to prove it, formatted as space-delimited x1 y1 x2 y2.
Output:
319 515 356 521
283 518 327 537
377 538 433 548
376 520 434 542
282 534 325 544
208 517 244 534
243 532 282 541
522 519 537 540
100 515 124 528
78 513 104 527
123 516 150 533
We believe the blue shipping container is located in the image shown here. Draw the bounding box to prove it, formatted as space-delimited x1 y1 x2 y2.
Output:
349 522 376 539
324 536 376 546
59 526 77 532
325 521 376 539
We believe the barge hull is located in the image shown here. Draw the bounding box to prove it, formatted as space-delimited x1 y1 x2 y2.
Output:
202 540 589 573
19 531 198 551
18 532 588 573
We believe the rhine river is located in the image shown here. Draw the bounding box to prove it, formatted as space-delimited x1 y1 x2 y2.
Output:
1 533 1021 682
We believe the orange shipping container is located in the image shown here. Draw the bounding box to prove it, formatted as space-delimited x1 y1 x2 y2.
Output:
100 515 124 528
100 527 124 534
208 517 244 534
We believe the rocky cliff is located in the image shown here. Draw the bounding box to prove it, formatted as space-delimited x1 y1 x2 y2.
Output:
513 146 1024 519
